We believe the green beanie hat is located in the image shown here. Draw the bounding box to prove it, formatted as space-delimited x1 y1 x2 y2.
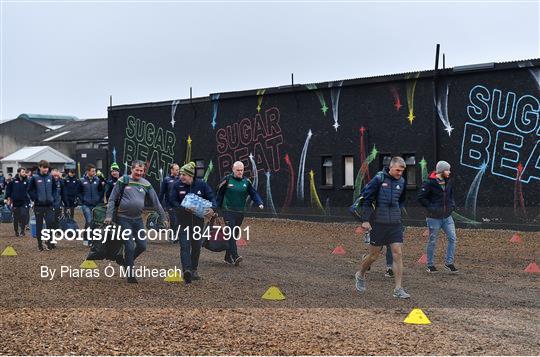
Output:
180 161 196 177
110 162 120 171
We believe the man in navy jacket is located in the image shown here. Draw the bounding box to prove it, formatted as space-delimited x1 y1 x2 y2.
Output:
159 163 180 239
27 160 56 251
78 164 105 245
418 160 458 273
170 162 217 284
62 169 79 218
353 156 410 299
5 168 30 237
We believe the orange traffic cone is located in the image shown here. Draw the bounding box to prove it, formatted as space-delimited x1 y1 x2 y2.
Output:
524 262 540 273
510 233 522 243
332 245 346 255
417 254 428 264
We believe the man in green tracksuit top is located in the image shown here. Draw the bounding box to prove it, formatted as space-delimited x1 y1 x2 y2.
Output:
216 161 264 266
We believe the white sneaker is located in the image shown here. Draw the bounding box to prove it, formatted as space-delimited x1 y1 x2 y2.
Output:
393 287 410 299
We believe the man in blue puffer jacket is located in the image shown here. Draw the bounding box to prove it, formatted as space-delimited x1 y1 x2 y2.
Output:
353 156 410 299
27 160 57 251
78 164 105 245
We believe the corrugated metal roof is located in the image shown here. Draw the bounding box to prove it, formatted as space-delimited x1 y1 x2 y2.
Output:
1 146 74 163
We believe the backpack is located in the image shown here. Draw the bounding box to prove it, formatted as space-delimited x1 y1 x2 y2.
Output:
146 211 167 230
349 172 384 221
201 216 229 252
59 214 79 231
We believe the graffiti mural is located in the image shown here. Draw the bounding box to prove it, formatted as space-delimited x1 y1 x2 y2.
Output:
108 60 540 229
461 85 540 183
216 107 284 178
123 116 176 181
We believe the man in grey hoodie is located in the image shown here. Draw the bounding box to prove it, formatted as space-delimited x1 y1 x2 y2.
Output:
104 160 168 283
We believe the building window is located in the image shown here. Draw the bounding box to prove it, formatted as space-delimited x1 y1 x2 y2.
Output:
96 159 103 170
195 159 205 178
404 154 417 188
7 167 13 174
380 154 392 170
343 156 354 187
322 156 333 186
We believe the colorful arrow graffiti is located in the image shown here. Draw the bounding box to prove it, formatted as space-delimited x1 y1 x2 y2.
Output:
283 153 295 210
184 135 192 164
353 145 378 201
305 84 329 115
434 81 454 135
211 93 220 129
465 162 487 220
296 129 313 202
309 170 325 215
203 160 214 182
406 72 420 125
265 171 277 217
390 86 402 111
171 99 180 128
256 89 266 113
329 81 343 131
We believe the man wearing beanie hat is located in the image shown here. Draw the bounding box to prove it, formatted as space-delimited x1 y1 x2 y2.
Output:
171 161 217 284
418 160 459 273
105 163 121 202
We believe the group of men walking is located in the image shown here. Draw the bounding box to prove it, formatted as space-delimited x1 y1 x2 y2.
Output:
102 160 263 284
4 155 459 295
353 157 459 299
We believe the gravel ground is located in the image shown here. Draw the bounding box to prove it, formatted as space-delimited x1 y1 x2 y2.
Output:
0 213 538 355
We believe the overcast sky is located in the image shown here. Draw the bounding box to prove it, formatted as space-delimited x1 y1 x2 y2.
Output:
1 0 539 121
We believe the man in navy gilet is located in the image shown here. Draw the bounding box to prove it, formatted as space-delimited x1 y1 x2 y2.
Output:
354 156 410 299
27 160 56 251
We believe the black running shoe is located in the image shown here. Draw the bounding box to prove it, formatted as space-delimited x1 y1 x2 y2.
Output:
426 265 438 273
127 277 138 284
192 270 200 280
384 268 394 278
444 264 458 273
233 256 243 266
183 270 192 284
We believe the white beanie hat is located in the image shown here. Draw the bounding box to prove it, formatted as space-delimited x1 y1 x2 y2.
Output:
436 160 451 173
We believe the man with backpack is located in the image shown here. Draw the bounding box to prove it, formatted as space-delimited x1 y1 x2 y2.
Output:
418 160 459 273
351 156 410 299
27 160 57 251
104 160 167 283
216 161 264 266
5 168 30 237
170 161 217 284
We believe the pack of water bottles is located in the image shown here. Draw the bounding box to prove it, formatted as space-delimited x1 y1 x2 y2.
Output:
181 193 212 218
